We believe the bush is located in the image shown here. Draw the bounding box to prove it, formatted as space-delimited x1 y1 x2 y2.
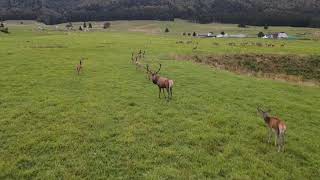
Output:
0 22 4 27
264 25 269 30
258 32 265 38
192 32 197 36
103 22 111 29
182 32 186 36
165 27 169 33
89 23 93 28
66 22 73 29
83 22 87 28
188 33 191 36
79 26 83 31
0 27 9 34
238 24 247 28
221 31 225 35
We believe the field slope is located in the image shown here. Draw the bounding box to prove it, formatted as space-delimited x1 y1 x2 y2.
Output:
0 21 320 179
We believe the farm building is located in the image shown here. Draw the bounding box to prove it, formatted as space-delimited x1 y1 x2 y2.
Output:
263 32 288 39
197 33 247 38
216 33 229 38
278 32 289 38
197 32 215 38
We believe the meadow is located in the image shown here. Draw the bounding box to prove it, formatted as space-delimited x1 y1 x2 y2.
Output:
0 20 320 179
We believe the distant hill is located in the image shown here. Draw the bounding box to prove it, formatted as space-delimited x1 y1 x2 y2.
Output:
1 0 320 27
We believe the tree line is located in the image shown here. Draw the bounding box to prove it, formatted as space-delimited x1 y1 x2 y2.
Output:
0 0 319 27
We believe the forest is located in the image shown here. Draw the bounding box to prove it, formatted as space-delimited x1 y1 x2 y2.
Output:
0 0 320 27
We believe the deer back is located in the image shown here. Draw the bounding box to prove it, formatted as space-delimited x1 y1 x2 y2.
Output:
266 117 286 131
155 76 170 88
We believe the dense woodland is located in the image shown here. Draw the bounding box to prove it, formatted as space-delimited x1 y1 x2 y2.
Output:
1 0 320 27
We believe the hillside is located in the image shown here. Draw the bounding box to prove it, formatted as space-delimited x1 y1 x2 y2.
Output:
0 0 320 27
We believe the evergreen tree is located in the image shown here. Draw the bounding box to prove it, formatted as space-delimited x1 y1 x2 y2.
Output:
258 32 265 38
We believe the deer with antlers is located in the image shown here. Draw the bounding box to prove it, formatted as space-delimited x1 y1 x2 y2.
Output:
146 64 174 101
257 107 287 152
76 58 84 75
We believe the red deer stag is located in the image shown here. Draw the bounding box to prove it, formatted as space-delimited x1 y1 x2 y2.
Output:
257 107 287 152
76 58 83 75
147 64 174 101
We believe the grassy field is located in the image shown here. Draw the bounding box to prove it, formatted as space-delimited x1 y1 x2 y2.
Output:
0 20 320 179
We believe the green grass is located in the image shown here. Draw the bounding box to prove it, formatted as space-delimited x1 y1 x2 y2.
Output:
0 21 320 179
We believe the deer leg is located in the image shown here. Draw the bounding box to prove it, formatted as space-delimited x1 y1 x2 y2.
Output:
170 87 173 99
166 88 170 101
273 129 280 146
267 129 272 143
277 134 282 152
158 87 161 98
282 133 285 152
162 88 166 98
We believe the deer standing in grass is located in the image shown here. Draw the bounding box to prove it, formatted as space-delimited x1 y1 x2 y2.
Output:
76 58 83 75
147 64 174 101
257 107 287 152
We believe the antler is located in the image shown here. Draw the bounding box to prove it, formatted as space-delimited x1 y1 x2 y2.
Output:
145 64 151 73
155 64 162 74
257 106 263 112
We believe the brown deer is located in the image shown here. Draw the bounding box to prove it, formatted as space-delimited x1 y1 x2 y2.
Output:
76 58 83 75
257 107 287 152
131 52 135 63
146 64 174 101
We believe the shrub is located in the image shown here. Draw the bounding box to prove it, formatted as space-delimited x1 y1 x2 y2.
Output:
0 27 9 34
79 26 83 31
66 22 73 29
264 25 269 30
258 32 265 38
187 33 191 36
221 31 225 35
165 27 169 33
238 24 247 28
89 23 93 28
182 32 186 36
103 22 111 29
83 22 87 28
192 32 197 36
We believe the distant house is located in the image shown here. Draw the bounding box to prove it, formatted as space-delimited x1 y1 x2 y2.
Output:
263 32 288 39
197 32 215 38
278 32 288 39
216 33 229 38
197 33 247 38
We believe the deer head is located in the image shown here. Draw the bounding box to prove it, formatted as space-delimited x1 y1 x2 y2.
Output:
146 64 162 83
257 107 271 119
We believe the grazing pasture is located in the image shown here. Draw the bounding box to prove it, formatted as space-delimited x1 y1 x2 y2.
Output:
0 20 320 179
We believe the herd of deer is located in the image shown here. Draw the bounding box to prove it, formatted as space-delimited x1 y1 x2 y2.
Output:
74 52 287 152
